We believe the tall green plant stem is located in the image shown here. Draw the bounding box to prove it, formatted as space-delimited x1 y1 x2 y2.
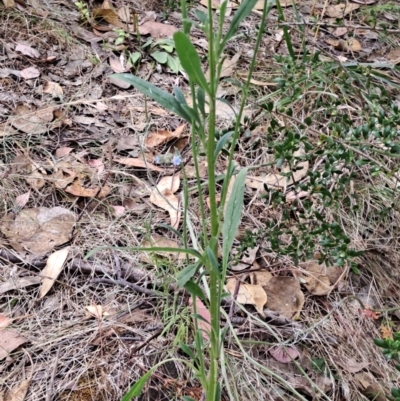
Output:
205 1 220 400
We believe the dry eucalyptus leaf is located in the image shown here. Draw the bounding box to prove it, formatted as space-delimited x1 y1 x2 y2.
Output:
0 276 42 295
269 345 299 363
156 174 180 193
145 124 185 148
93 8 125 28
114 157 165 172
326 3 360 18
39 247 70 299
326 38 362 52
141 234 186 261
335 357 369 373
149 189 180 229
231 245 259 271
246 149 308 190
65 181 110 198
0 330 27 360
111 205 125 216
253 271 273 286
4 379 31 401
220 51 241 79
138 21 178 38
20 66 40 79
225 278 267 315
300 261 332 296
10 106 55 135
118 6 132 23
2 0 15 7
0 314 13 329
109 56 131 73
0 207 76 255
55 147 73 158
43 81 63 98
15 191 30 208
354 372 386 401
15 43 39 58
26 171 46 189
86 305 103 319
263 276 304 318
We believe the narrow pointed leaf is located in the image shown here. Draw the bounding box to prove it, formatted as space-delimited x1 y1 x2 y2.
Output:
173 31 210 93
112 73 191 121
222 168 247 268
121 370 152 400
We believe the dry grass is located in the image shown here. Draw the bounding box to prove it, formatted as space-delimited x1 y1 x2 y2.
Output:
1 1 400 400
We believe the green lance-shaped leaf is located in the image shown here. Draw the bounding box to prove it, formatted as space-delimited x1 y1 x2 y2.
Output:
173 31 210 94
121 370 153 400
111 73 191 121
222 168 248 269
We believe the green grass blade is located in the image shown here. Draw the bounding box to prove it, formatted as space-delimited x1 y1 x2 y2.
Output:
121 370 152 400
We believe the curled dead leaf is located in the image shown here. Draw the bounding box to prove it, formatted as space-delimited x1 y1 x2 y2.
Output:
263 276 304 318
326 3 360 18
65 181 110 198
86 305 103 319
0 330 27 360
114 157 165 173
0 207 76 255
138 21 178 38
300 261 332 296
145 124 186 148
225 278 267 315
39 247 70 299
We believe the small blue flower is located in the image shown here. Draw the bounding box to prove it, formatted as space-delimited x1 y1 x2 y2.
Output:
155 155 162 164
172 154 182 166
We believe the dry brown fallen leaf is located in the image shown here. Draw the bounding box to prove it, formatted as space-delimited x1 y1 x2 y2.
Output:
20 66 40 80
326 38 362 52
145 124 186 148
246 148 309 190
326 3 360 18
263 276 304 318
220 52 241 79
0 314 13 329
93 8 125 28
231 245 259 271
269 345 299 363
0 276 42 295
354 372 386 401
109 56 132 73
114 157 165 173
10 105 56 135
0 330 27 360
138 21 178 38
14 191 30 209
65 181 110 198
2 0 15 7
86 305 103 319
299 261 332 296
43 81 63 98
149 175 181 229
225 278 267 315
15 43 39 58
0 206 76 255
0 378 31 401
111 205 125 216
200 0 298 9
39 247 70 299
252 270 273 286
334 357 369 374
